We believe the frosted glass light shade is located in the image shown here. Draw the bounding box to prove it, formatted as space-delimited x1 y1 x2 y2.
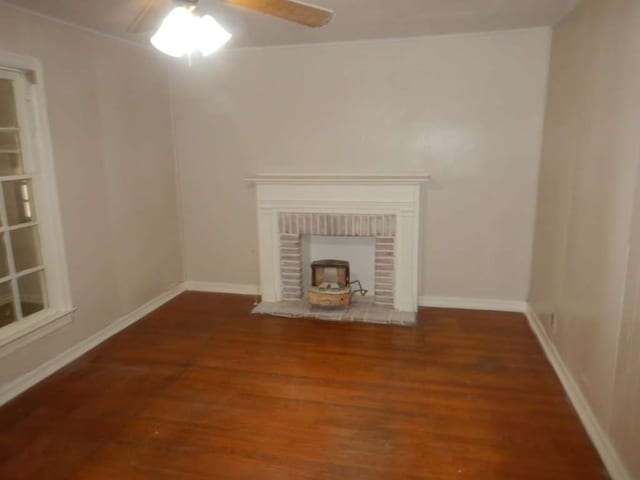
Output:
151 7 232 58
197 15 233 56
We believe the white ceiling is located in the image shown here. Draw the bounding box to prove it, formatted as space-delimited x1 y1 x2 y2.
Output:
1 0 579 49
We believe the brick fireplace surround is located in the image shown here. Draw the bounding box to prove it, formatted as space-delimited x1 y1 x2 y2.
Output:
247 174 429 313
279 213 396 306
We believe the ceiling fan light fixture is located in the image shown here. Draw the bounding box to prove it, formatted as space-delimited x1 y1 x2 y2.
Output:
150 6 232 58
198 15 233 56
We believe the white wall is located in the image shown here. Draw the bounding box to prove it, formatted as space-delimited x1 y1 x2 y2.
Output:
171 28 551 302
529 0 640 477
0 7 182 386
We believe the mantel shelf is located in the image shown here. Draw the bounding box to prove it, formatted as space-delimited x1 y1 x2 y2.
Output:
246 173 430 186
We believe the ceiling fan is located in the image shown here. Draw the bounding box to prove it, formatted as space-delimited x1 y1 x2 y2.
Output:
128 0 334 34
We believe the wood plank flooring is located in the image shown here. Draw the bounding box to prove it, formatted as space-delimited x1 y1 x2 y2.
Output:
0 292 607 479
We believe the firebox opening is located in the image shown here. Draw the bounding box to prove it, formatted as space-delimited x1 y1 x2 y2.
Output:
301 235 376 300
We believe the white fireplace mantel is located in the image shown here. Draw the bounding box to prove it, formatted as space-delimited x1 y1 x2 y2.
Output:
247 173 429 312
246 173 431 185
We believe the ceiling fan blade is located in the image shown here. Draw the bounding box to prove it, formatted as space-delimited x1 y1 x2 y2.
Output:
127 0 173 33
225 0 334 27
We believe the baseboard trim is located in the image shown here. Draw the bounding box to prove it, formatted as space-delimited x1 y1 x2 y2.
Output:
184 281 260 296
183 289 527 312
0 283 186 407
419 295 527 313
524 304 631 480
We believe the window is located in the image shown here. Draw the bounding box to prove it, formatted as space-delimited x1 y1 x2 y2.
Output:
0 54 73 352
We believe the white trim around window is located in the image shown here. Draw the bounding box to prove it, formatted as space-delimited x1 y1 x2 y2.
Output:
0 51 74 358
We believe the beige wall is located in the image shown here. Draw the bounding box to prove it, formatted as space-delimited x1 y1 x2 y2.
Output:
0 7 182 384
171 28 551 301
529 0 640 477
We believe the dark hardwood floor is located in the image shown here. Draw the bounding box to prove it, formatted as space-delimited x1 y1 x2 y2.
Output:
0 292 607 479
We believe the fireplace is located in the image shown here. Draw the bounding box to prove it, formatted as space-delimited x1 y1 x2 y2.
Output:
247 174 429 317
278 212 395 306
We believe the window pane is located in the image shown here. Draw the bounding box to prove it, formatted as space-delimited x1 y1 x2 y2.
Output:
18 270 46 317
3 179 36 225
0 281 16 327
0 234 9 278
10 226 42 272
0 130 23 176
0 79 18 128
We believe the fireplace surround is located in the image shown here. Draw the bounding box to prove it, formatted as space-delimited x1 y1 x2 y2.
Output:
247 174 429 313
279 212 396 306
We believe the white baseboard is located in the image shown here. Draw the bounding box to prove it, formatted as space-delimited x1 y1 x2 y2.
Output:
182 287 528 315
184 281 259 296
419 295 527 313
524 305 631 480
0 283 186 407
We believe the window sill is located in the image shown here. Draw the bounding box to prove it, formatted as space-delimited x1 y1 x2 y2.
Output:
0 307 77 359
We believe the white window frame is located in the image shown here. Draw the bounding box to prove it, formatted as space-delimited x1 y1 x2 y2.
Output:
0 51 74 357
